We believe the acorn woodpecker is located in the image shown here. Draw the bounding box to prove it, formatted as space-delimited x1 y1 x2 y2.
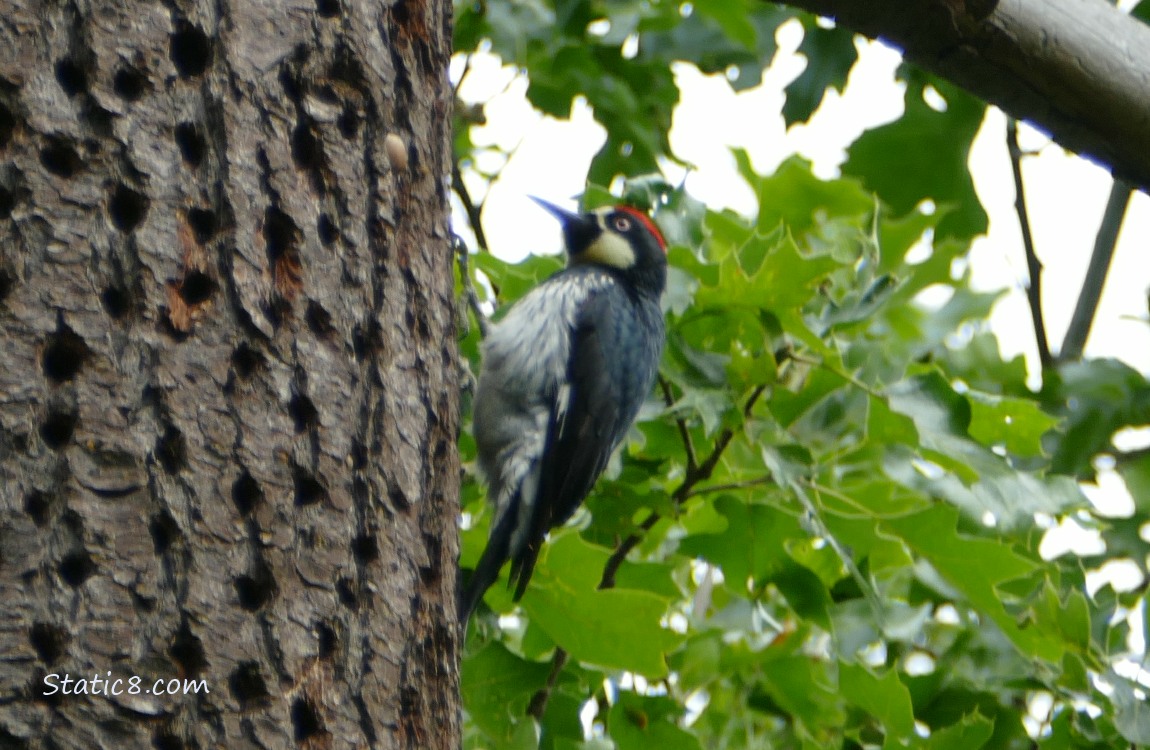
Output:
460 198 668 623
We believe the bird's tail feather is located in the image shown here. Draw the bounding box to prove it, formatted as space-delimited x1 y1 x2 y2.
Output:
459 505 516 624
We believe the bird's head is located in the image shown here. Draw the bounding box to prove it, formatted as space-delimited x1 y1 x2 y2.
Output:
531 197 667 295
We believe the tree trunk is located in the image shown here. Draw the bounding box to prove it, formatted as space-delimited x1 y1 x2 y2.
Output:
0 0 460 748
781 0 1150 192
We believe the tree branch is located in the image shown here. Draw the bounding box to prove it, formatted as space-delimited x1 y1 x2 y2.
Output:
598 384 767 590
452 161 489 253
526 648 569 719
1059 178 1133 362
1006 118 1053 370
777 0 1150 191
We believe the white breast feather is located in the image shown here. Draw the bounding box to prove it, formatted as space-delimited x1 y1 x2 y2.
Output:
476 270 615 546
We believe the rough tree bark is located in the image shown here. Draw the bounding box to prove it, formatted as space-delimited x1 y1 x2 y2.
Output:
0 0 460 748
780 0 1150 192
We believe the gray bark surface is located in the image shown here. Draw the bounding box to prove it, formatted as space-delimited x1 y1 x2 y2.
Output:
0 0 460 747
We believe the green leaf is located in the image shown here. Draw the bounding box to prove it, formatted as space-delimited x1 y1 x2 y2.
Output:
521 533 682 677
783 20 857 126
463 642 551 743
608 693 702 750
926 712 994 750
880 505 1059 661
839 661 916 739
844 71 987 240
1109 670 1150 745
966 391 1060 458
679 495 803 589
751 654 845 731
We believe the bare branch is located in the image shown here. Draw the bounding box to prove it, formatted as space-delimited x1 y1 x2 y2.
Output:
452 161 489 253
658 376 698 474
526 648 569 719
1059 178 1133 362
598 384 767 590
1006 118 1053 371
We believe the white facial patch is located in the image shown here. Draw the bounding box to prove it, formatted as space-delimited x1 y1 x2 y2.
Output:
581 230 636 270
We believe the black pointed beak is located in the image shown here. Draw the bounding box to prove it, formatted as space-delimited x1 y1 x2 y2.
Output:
530 196 601 256
529 196 581 225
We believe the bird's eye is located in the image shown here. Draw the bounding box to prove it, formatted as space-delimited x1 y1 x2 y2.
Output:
613 215 632 232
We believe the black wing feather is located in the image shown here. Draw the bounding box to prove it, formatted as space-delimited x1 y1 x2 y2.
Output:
507 289 638 600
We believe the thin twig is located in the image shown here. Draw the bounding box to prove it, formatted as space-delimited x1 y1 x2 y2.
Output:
1006 118 1054 370
685 474 776 499
452 161 489 253
598 384 767 590
453 235 490 338
526 647 569 719
1060 178 1133 361
452 53 473 98
658 376 698 473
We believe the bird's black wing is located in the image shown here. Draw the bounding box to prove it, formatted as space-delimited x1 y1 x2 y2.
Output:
508 288 637 600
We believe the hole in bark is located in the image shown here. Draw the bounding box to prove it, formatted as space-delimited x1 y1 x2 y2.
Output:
170 23 210 78
0 103 14 149
101 286 131 318
230 343 265 379
174 122 205 166
317 213 337 245
352 318 382 361
169 623 206 677
351 534 378 564
316 0 340 17
155 425 187 474
316 621 336 658
0 269 12 303
291 698 323 742
289 393 318 432
265 207 303 298
229 662 270 709
58 550 95 587
24 491 51 526
351 477 368 504
304 301 335 338
336 577 358 609
235 561 275 611
337 108 359 139
187 207 217 243
149 511 180 554
40 139 83 178
291 123 321 170
29 623 68 664
109 183 149 233
293 467 327 506
264 207 299 263
54 59 88 96
113 66 147 101
350 440 367 470
42 326 89 383
40 410 77 449
232 470 264 515
152 733 185 750
178 270 215 305
0 187 13 221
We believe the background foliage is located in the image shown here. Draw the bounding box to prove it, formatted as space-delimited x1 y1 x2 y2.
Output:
453 1 1150 747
